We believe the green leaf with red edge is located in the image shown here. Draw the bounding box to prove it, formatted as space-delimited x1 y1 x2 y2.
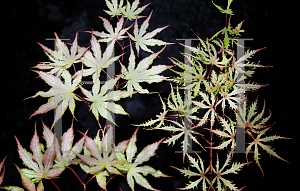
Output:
120 0 150 21
15 126 65 185
0 156 8 185
76 127 125 191
128 10 173 56
26 70 82 129
0 186 25 191
116 127 169 191
104 0 124 17
14 164 36 191
120 44 170 94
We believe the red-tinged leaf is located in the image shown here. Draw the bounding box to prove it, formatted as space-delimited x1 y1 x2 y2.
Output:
117 139 129 152
61 125 74 158
15 136 39 172
45 167 64 179
75 153 99 166
43 137 56 172
84 135 102 160
30 127 43 168
66 136 85 164
0 155 7 185
15 164 36 191
29 97 60 120
126 127 139 163
35 71 63 89
42 122 54 149
102 127 113 159
36 181 44 191
0 186 25 191
134 138 164 166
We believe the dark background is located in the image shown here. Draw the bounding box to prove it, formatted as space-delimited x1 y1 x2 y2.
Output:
1 0 297 190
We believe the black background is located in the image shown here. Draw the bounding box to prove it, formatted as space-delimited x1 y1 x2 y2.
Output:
1 0 298 190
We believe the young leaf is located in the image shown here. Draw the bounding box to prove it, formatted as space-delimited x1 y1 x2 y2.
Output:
75 35 123 81
15 129 65 185
89 16 132 43
127 10 172 55
133 93 167 129
0 156 8 185
76 127 125 191
117 127 168 191
211 153 248 191
80 77 134 126
33 32 86 76
172 153 211 190
26 70 82 129
120 0 150 21
104 0 124 17
245 127 290 176
120 44 169 94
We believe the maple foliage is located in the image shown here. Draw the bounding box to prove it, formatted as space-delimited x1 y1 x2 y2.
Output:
3 0 290 191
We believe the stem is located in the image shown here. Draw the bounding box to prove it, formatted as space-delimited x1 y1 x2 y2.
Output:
49 179 61 191
67 166 85 185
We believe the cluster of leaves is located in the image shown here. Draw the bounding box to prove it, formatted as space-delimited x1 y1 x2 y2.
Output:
0 0 290 191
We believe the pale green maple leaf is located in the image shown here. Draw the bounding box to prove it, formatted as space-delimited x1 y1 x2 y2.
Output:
120 44 169 94
192 91 218 128
207 116 237 151
75 35 123 81
156 119 205 162
26 70 82 129
114 127 169 191
133 93 167 129
33 32 86 77
120 0 150 21
245 127 290 176
211 153 247 191
104 0 124 17
80 76 134 126
127 10 172 56
88 16 133 43
236 98 272 134
171 153 211 190
167 83 200 124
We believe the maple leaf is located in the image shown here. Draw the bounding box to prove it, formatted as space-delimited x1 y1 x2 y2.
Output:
39 122 85 169
245 127 291 176
167 83 200 124
104 0 124 17
168 56 207 98
156 119 205 162
227 67 267 92
236 97 272 133
211 153 248 191
0 156 7 186
180 38 226 69
171 153 211 190
127 10 172 55
207 116 237 151
133 93 167 129
75 127 125 191
120 44 169 94
80 76 134 126
75 35 123 81
212 0 234 15
26 70 82 129
33 32 86 76
119 0 150 21
88 16 132 43
14 164 44 191
216 86 244 113
114 127 169 191
1 186 25 191
14 126 65 187
192 91 219 128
